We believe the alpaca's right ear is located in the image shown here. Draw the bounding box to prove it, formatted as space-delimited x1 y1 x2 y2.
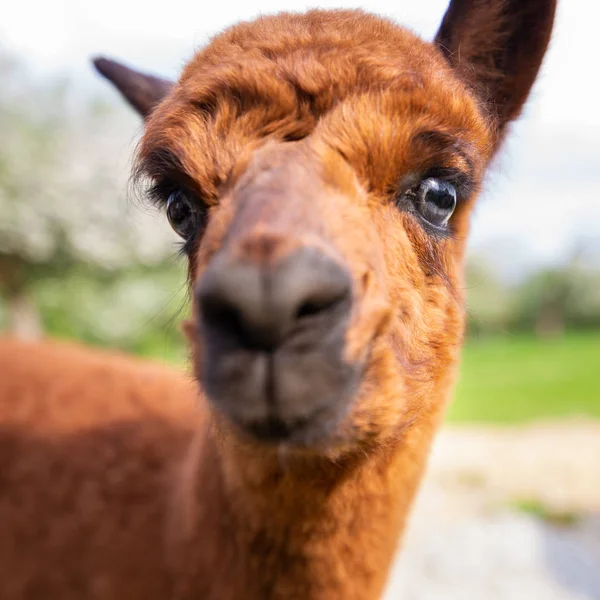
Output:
435 0 557 141
92 57 173 119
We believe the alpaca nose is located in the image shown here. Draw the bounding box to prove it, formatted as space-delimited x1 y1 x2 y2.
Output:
196 247 352 351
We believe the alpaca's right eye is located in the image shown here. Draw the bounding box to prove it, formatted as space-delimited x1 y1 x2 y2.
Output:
166 191 201 239
414 178 457 229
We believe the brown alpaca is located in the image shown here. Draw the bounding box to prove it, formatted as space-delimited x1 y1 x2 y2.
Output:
0 2 556 599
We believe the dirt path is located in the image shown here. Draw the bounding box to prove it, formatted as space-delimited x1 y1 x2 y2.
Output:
384 421 600 600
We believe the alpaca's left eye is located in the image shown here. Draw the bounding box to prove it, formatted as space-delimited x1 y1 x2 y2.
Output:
166 191 201 239
414 178 457 228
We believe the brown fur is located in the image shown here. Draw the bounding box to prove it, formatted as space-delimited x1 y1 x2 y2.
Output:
0 4 556 599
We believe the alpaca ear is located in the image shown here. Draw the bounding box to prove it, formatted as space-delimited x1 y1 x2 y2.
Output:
92 57 173 118
435 0 557 137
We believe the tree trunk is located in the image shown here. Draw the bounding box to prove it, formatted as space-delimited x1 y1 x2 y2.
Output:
0 254 43 341
7 292 43 341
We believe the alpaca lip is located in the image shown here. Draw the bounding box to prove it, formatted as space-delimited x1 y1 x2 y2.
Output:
231 404 342 446
198 338 361 446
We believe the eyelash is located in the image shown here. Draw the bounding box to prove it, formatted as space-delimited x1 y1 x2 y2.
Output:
146 180 177 208
422 167 471 193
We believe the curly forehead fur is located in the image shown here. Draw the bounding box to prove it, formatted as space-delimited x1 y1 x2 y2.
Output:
139 10 490 203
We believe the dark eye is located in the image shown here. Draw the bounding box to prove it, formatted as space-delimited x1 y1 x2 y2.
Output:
166 190 202 239
413 178 457 228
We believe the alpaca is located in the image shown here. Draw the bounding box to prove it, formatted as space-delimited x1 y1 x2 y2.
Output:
0 2 556 599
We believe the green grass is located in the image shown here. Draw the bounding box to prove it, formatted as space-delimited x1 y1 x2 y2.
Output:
448 332 600 424
508 498 581 527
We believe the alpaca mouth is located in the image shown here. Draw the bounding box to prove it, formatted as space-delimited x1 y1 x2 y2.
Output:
198 341 361 446
232 403 344 446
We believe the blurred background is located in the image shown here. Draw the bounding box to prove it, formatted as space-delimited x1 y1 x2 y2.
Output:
0 1 598 598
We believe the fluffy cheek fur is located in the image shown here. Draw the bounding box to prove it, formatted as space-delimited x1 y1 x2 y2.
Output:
334 203 466 450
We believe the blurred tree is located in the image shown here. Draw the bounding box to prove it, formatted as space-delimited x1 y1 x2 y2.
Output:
513 269 572 337
0 48 178 339
464 257 515 336
465 246 600 338
510 248 600 337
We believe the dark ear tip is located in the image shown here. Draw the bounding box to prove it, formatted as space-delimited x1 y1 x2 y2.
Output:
91 56 121 80
91 56 108 73
90 55 173 118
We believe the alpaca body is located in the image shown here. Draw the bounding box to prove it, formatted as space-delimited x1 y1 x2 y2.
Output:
0 339 196 599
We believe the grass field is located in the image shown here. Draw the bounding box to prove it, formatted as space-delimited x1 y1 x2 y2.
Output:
448 332 600 424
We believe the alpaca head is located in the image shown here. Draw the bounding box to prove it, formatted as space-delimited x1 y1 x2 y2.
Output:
95 2 555 453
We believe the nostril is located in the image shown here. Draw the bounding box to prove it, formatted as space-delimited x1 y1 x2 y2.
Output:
295 292 349 320
197 248 352 352
200 296 246 343
296 300 328 319
200 288 284 352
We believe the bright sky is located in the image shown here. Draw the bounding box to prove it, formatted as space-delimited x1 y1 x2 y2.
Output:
2 0 599 277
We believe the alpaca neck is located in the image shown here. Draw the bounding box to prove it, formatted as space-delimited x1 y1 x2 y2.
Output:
171 406 441 600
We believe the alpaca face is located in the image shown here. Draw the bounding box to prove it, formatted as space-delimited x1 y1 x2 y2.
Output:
134 12 491 451
102 3 555 453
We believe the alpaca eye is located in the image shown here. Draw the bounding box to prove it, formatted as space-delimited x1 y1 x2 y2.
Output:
414 178 457 228
166 191 201 239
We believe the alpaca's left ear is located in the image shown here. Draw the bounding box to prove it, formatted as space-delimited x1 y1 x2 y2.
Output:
92 57 173 119
435 0 557 140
